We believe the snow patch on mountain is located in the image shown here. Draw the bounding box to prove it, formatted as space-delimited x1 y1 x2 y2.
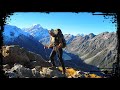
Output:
3 24 30 42
22 24 50 41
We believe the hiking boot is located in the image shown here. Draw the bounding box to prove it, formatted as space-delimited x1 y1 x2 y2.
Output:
62 68 66 74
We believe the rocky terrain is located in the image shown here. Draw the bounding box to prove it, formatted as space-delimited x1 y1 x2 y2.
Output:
1 45 106 78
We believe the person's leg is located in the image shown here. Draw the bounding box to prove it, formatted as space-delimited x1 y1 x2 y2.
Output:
49 49 56 67
57 48 66 74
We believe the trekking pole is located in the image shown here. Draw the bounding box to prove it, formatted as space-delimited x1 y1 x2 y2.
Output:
53 45 59 66
44 46 49 61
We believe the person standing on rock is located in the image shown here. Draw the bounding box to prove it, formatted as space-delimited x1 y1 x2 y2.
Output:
44 29 66 75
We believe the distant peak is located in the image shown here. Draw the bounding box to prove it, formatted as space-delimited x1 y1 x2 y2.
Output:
89 33 95 36
76 34 81 36
31 24 42 28
76 34 84 37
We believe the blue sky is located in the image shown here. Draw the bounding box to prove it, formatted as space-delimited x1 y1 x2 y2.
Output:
6 12 116 35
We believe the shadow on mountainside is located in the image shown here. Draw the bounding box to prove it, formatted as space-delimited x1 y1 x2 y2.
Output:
60 51 106 76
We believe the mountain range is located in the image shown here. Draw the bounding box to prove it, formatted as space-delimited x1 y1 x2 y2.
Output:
65 31 117 69
3 24 117 73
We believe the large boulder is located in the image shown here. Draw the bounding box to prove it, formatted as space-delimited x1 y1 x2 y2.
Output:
2 45 30 65
2 45 52 68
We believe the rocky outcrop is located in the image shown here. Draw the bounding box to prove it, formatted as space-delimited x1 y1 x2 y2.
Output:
2 45 30 65
5 64 41 78
2 45 52 68
40 67 65 78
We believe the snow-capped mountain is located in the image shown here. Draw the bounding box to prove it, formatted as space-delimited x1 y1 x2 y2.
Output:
3 24 48 59
22 24 50 42
3 24 73 61
3 24 30 43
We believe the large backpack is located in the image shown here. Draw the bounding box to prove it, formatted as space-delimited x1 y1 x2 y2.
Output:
54 29 66 48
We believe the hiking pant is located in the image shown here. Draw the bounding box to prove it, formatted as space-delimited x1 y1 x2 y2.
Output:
50 47 66 74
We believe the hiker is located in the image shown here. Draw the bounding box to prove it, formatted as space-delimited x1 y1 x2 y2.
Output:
44 29 66 74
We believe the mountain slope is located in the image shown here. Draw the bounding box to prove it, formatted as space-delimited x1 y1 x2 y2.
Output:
3 24 47 59
65 32 117 69
3 24 30 43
